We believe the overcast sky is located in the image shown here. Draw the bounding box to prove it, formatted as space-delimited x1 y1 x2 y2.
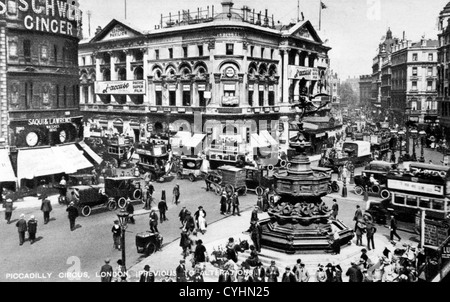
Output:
79 0 450 80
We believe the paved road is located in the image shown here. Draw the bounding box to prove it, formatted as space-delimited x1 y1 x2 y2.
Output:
0 177 257 282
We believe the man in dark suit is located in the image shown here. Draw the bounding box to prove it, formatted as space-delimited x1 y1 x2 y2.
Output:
250 221 263 253
27 216 38 244
390 214 401 242
158 199 168 223
253 262 266 282
176 259 187 282
4 198 13 224
66 202 79 231
353 205 363 231
125 199 135 224
139 265 155 282
16 214 27 246
266 261 280 282
40 196 52 224
281 267 297 282
346 260 363 282
99 259 113 282
232 192 240 216
331 199 339 219
149 210 159 233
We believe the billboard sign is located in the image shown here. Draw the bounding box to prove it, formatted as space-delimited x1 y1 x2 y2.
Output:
95 80 146 95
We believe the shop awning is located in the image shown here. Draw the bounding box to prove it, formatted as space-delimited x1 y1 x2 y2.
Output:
78 141 103 165
17 148 66 180
52 144 93 173
184 134 206 148
170 131 192 146
260 131 278 147
250 133 270 148
0 149 16 182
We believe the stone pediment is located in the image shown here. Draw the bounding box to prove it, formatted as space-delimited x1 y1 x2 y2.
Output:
284 21 323 44
90 19 144 43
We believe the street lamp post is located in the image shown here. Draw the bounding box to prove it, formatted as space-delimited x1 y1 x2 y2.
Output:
398 130 405 163
117 209 130 267
419 130 427 163
410 129 418 162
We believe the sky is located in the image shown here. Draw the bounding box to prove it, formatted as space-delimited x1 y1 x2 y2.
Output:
78 0 450 79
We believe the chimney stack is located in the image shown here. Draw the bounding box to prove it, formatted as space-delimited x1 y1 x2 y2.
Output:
221 1 234 13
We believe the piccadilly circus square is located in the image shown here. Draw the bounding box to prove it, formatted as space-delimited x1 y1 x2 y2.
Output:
0 0 450 287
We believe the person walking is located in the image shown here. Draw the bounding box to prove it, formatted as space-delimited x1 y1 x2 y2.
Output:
145 182 155 209
149 210 159 233
99 259 113 282
353 205 363 231
125 199 135 224
232 192 240 216
16 214 27 246
112 220 121 250
176 259 188 282
40 195 52 225
331 199 339 220
4 198 13 224
390 214 401 242
173 184 180 205
115 259 127 282
139 265 155 282
184 211 196 233
266 261 280 282
178 207 188 229
180 230 193 259
66 202 79 231
27 216 38 244
366 221 376 250
194 206 207 235
158 199 168 223
220 191 227 215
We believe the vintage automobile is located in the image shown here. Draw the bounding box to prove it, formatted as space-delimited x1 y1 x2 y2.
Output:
66 184 114 217
136 231 164 256
353 170 391 199
135 142 171 182
177 157 204 182
244 166 275 196
104 177 144 209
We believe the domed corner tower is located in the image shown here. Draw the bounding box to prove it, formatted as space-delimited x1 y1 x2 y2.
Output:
259 122 354 254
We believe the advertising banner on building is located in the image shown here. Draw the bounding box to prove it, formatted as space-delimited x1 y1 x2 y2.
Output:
388 179 444 197
95 80 146 95
288 66 320 81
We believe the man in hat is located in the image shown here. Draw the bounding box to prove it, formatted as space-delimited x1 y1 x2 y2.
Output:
40 195 52 224
139 265 155 282
66 202 79 231
366 220 376 250
220 191 227 215
353 205 363 228
144 181 155 210
250 206 259 223
253 262 266 282
4 198 13 224
346 259 363 282
149 210 159 233
125 198 135 224
16 214 27 246
331 199 339 219
176 259 187 282
281 267 297 282
173 184 180 205
27 215 38 244
179 206 188 229
99 259 113 282
158 199 168 223
266 260 280 282
112 220 121 250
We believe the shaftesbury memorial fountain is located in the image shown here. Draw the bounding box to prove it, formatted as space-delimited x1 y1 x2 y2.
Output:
260 117 354 254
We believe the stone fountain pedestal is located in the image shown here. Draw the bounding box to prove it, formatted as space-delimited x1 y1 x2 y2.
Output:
260 140 354 254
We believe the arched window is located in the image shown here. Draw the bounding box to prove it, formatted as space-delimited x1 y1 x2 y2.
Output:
134 67 143 80
118 68 127 81
223 125 238 135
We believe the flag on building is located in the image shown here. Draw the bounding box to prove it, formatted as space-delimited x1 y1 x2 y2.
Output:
321 2 327 9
